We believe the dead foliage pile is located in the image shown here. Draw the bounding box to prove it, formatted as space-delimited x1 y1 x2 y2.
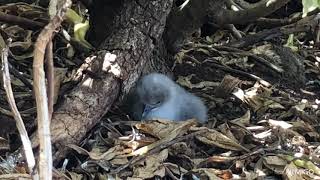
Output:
0 1 319 180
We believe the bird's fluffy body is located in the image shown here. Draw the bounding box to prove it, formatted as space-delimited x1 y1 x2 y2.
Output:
136 73 207 122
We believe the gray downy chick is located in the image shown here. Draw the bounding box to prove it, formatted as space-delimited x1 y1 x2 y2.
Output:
135 73 207 123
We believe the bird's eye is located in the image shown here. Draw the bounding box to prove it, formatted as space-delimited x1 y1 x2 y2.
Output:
151 101 161 106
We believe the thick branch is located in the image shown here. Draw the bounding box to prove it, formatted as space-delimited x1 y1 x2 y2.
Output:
212 0 291 25
232 0 274 9
0 11 45 30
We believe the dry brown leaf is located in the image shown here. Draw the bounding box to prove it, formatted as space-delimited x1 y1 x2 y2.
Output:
191 168 229 180
291 120 317 133
176 75 219 90
263 156 287 174
132 149 168 179
218 123 239 143
200 156 237 168
110 157 129 165
117 133 158 150
233 84 284 116
135 119 197 139
230 110 251 126
68 144 128 161
214 75 242 98
163 162 188 175
192 127 250 152
131 119 197 156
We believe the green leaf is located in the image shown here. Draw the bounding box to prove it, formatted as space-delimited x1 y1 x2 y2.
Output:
302 0 320 17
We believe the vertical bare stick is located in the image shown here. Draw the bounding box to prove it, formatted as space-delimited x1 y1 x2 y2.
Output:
45 40 54 121
34 38 52 180
1 41 38 179
33 0 71 179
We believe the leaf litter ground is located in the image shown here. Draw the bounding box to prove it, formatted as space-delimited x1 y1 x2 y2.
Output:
0 2 319 180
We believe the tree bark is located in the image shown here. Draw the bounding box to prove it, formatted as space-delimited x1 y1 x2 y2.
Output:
31 0 173 164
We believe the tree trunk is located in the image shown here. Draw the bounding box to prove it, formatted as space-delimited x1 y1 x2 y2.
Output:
31 0 173 164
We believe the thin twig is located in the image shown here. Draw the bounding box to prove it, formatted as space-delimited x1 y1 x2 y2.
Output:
45 40 54 121
203 58 271 87
0 11 45 30
33 0 71 179
1 40 38 179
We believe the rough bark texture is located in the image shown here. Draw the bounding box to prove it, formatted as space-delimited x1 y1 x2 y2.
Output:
210 0 291 25
164 0 225 53
31 0 173 164
97 0 173 96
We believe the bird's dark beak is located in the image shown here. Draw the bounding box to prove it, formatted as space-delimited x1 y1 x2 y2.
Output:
142 104 154 119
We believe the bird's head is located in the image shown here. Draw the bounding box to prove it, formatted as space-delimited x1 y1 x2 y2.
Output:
136 73 173 109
